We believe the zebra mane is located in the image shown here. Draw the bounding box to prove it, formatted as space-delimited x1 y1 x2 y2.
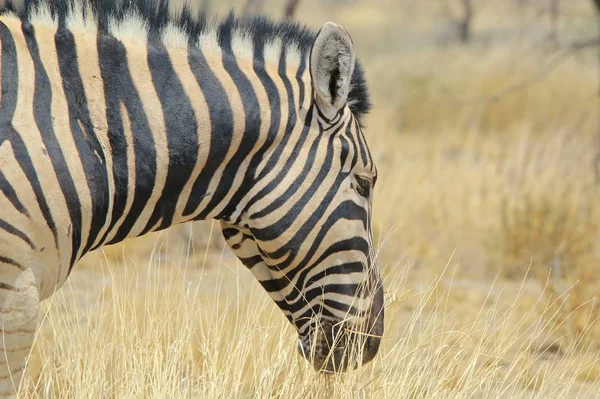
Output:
0 0 371 122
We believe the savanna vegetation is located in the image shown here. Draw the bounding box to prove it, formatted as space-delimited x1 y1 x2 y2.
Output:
19 0 600 397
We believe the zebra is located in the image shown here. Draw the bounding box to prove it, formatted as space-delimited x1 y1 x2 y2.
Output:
0 0 384 394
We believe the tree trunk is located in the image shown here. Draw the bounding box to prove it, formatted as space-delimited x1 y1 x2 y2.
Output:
592 0 600 94
549 0 559 44
242 0 265 16
202 0 211 15
284 0 301 19
458 0 473 43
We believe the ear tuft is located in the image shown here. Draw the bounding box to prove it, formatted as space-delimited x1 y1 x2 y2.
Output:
310 21 355 118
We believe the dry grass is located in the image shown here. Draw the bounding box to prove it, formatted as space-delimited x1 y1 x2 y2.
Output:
18 247 600 398
16 0 600 397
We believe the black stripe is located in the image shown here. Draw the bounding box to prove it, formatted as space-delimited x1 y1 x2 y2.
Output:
0 22 57 248
141 41 199 233
54 28 109 261
250 122 344 222
95 35 157 246
326 109 344 128
292 305 337 330
307 283 366 299
315 103 334 123
362 131 375 173
0 172 29 217
258 278 284 293
193 16 261 220
286 197 367 274
346 120 360 171
230 232 254 250
22 21 81 262
238 255 263 269
183 46 233 217
354 119 368 166
254 138 359 284
322 299 360 316
284 238 368 304
0 218 35 249
265 202 368 296
296 49 308 108
250 128 342 239
0 256 25 271
221 34 311 225
221 227 240 240
0 282 18 291
260 256 364 299
249 56 305 183
282 284 361 315
0 21 18 117
234 103 314 225
304 260 365 292
214 31 287 221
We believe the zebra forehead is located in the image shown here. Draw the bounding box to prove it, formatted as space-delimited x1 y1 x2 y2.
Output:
0 0 371 121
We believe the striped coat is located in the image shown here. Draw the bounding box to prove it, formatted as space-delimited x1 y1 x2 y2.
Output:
0 1 383 395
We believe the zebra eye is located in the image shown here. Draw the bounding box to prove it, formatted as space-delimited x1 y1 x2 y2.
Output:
355 176 371 198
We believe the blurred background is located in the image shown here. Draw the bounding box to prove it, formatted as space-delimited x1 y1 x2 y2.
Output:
24 1 600 397
93 0 600 288
188 0 600 281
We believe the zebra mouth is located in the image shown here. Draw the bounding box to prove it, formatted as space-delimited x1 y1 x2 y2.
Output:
296 320 371 373
295 280 385 373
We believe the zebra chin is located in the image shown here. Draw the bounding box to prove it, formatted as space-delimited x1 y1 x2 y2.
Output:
297 286 384 373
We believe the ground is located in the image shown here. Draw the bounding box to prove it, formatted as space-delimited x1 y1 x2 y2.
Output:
19 0 600 397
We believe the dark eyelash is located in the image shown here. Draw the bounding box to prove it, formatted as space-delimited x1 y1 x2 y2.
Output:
356 176 371 197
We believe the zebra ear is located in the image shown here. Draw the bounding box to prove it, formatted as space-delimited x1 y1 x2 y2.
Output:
310 22 356 119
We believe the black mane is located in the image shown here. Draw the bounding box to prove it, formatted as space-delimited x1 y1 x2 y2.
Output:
1 0 371 121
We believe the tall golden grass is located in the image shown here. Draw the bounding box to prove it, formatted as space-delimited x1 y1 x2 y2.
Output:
19 245 600 397
17 0 600 397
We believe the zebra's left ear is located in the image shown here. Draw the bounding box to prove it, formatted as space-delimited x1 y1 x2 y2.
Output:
310 22 356 119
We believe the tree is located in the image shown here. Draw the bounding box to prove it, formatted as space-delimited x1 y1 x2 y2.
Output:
548 0 560 44
592 0 600 94
242 0 265 16
202 0 211 15
458 0 473 43
593 0 600 39
284 0 301 20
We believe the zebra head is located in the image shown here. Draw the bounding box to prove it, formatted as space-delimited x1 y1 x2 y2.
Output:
221 21 382 372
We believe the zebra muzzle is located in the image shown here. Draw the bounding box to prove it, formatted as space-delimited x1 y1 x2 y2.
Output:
297 315 382 373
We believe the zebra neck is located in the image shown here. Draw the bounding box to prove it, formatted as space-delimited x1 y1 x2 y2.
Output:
0 16 309 267
97 35 306 247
